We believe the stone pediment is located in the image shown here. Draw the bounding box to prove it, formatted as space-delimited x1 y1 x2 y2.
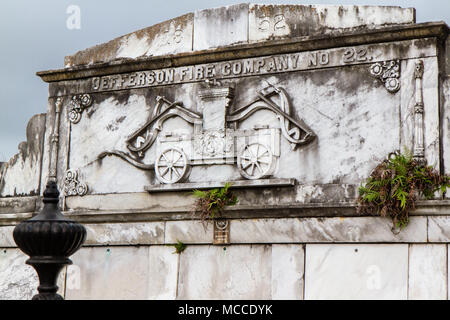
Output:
64 4 415 68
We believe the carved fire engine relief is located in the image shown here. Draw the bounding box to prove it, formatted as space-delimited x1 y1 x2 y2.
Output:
104 82 316 184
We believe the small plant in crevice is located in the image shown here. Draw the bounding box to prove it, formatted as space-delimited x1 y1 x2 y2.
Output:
191 182 238 225
167 240 187 254
357 150 450 231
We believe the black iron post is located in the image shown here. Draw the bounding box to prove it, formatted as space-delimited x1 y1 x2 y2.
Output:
13 180 86 300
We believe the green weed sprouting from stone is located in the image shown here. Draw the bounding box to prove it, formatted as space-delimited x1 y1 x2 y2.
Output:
167 240 187 254
191 182 238 225
357 150 450 230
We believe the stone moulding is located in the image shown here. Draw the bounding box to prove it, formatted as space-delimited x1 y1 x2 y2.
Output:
144 178 296 193
369 60 401 93
63 169 88 196
67 94 92 124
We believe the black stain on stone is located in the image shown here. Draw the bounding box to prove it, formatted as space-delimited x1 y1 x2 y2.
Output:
306 68 333 87
334 66 373 94
116 116 126 123
114 91 131 106
413 38 433 50
347 103 357 112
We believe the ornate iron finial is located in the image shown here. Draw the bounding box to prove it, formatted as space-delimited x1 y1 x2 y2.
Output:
13 180 86 300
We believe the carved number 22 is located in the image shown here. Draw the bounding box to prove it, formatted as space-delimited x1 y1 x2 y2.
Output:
343 48 367 63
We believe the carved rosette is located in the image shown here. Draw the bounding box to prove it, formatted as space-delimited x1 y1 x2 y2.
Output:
369 60 401 93
63 169 88 196
68 94 93 124
194 130 233 157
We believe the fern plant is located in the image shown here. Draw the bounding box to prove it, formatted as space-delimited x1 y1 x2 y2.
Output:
191 182 238 224
357 150 450 229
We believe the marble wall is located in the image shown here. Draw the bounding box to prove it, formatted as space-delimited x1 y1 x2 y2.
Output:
2 243 447 300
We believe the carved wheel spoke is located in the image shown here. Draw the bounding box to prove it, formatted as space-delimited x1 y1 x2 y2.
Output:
172 167 181 178
172 153 182 164
238 143 274 180
173 163 185 167
155 147 189 184
242 162 252 170
160 167 169 177
257 159 270 165
255 162 264 174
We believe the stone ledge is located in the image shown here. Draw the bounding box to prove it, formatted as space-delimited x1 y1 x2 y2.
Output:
144 178 296 193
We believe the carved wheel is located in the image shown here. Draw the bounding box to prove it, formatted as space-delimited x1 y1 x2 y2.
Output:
155 147 189 184
238 143 274 180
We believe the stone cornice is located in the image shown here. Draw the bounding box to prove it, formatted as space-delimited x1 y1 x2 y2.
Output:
37 22 449 83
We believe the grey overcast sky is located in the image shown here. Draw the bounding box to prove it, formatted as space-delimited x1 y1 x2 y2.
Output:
0 0 448 161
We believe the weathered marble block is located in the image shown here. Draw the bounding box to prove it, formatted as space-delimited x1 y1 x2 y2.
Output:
0 249 65 300
408 244 447 300
428 216 450 242
64 13 193 67
0 226 15 247
177 245 272 299
229 217 427 243
443 78 450 197
84 222 165 246
165 220 213 244
304 244 408 300
248 4 415 42
66 246 154 300
194 3 249 51
0 114 46 197
271 244 304 300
